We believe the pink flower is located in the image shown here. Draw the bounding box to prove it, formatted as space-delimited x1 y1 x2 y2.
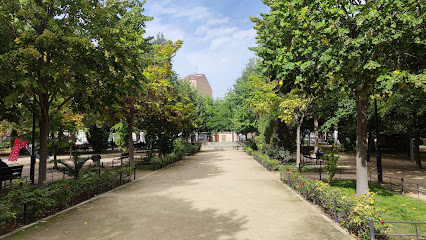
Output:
312 178 315 181
293 172 296 175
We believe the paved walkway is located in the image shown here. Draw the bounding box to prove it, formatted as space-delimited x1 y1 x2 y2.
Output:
5 150 352 240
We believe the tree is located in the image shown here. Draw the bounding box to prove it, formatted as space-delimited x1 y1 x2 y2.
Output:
207 98 235 134
228 59 259 137
194 94 214 135
0 0 152 187
137 40 186 157
252 0 426 196
278 90 310 170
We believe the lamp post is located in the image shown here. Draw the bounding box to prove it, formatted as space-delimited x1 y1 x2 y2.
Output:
30 97 36 184
375 98 383 185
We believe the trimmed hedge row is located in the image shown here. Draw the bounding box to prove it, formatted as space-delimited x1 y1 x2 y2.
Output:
0 167 133 235
150 141 201 169
243 145 282 171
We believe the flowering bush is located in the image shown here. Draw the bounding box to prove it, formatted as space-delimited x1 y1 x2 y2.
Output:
344 192 388 239
280 169 385 239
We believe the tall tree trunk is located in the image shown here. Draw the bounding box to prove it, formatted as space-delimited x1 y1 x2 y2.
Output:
355 89 369 197
414 120 423 169
38 92 49 188
314 115 319 153
127 115 134 168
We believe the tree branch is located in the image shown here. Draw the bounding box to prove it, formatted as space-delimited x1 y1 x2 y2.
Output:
48 94 76 124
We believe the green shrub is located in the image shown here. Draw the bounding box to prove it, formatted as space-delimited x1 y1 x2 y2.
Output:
249 141 258 151
243 145 253 155
172 139 186 153
0 167 130 234
56 154 91 179
278 148 290 161
150 156 163 169
323 148 340 183
0 200 14 226
6 179 54 219
345 192 387 239
250 149 281 171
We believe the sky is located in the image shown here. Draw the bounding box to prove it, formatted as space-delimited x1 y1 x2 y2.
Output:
143 0 270 99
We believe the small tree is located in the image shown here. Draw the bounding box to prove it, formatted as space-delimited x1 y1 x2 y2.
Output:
323 148 340 184
56 154 90 179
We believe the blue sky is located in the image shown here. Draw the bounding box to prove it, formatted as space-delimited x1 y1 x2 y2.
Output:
143 0 270 98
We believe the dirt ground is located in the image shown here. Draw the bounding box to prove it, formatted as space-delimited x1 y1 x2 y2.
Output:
2 149 352 240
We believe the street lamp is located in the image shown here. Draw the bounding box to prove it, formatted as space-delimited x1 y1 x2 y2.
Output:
374 98 383 185
30 96 36 184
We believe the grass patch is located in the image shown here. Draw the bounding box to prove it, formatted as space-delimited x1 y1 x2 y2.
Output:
135 164 155 171
281 162 316 172
329 179 426 236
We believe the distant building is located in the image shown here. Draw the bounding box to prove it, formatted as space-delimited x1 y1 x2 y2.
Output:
181 74 212 98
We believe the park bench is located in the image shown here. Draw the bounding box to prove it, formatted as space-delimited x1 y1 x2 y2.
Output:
0 165 24 188
303 153 323 166
112 153 129 167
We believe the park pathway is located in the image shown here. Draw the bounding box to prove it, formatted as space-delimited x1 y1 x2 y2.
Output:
5 149 352 240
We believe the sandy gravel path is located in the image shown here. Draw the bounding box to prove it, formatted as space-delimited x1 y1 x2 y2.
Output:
5 149 352 240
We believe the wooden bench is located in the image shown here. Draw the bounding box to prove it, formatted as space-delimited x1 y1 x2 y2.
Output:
0 165 24 188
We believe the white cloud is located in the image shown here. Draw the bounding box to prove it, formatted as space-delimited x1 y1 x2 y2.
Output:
205 17 230 26
210 36 231 49
145 18 185 41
